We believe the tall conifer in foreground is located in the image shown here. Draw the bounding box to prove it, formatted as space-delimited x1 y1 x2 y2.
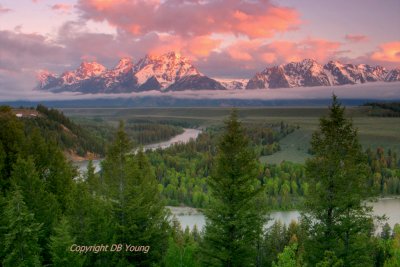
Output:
201 110 267 266
302 95 374 266
102 121 169 266
2 188 42 267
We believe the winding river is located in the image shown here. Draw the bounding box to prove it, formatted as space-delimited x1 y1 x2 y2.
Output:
74 128 202 174
73 129 400 233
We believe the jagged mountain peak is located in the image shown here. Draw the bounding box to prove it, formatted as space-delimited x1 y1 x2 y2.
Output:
37 70 55 80
247 59 397 89
115 57 133 68
37 70 58 88
37 52 222 93
133 51 200 89
148 51 183 61
76 61 106 78
386 68 400 82
135 51 193 70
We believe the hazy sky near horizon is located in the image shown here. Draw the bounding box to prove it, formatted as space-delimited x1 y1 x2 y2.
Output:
0 0 399 98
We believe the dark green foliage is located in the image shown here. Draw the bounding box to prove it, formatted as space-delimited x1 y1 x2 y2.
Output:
164 218 201 267
33 105 106 156
66 180 114 266
1 103 399 266
10 157 60 264
364 102 400 117
125 123 184 145
260 220 305 267
201 110 268 266
316 251 344 267
49 216 85 267
74 116 187 147
0 108 25 190
366 147 400 195
101 121 170 266
303 95 375 266
2 188 42 267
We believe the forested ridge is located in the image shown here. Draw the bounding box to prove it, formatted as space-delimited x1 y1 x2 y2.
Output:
364 102 400 117
0 99 399 266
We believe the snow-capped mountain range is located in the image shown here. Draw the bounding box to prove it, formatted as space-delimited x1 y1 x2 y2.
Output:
246 59 399 89
38 53 400 93
38 52 224 93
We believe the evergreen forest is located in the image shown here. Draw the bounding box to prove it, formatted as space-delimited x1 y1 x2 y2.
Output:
0 97 399 266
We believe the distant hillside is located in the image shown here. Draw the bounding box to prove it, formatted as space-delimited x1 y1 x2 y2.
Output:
15 105 106 159
363 102 400 117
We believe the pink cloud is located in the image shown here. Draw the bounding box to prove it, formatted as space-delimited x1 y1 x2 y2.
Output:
77 0 301 38
345 34 368 43
145 34 222 59
371 41 400 64
0 4 12 13
51 3 73 12
224 38 341 64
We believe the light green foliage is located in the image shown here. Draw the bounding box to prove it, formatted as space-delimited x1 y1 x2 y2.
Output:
272 243 298 267
384 224 400 267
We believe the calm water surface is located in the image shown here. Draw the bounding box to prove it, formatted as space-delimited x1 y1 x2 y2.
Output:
170 198 400 232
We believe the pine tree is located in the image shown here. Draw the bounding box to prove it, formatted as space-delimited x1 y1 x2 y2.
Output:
0 109 25 191
102 122 169 266
43 142 75 211
201 110 267 266
49 216 85 267
2 188 42 267
66 179 114 266
10 157 60 264
302 95 374 266
124 149 170 265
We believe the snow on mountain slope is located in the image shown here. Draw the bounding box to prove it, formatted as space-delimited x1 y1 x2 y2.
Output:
37 55 399 93
37 52 223 93
216 78 248 90
247 59 394 89
133 52 200 90
385 68 400 82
